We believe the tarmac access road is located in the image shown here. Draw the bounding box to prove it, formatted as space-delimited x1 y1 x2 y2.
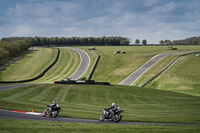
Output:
119 52 189 86
64 47 90 80
0 84 38 92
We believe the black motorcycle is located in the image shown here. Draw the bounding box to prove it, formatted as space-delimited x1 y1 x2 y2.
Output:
42 104 61 118
99 108 123 122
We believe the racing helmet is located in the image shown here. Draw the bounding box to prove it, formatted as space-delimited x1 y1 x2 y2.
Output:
112 103 116 107
53 101 56 105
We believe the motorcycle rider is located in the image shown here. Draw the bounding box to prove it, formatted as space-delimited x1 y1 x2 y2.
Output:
43 101 61 117
107 103 120 118
47 101 59 112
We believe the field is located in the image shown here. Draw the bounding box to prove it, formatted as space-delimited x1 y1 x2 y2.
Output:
0 48 81 83
0 45 200 132
79 46 200 84
0 48 57 81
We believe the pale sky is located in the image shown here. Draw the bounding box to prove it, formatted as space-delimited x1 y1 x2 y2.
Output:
0 0 200 44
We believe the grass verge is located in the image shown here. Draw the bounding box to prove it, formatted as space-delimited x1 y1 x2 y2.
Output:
1 118 200 133
145 54 200 96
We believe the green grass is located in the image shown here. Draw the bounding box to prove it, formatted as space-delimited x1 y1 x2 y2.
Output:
1 45 200 132
77 46 200 84
1 119 200 133
133 54 180 87
0 48 57 81
32 48 80 83
0 48 81 83
0 84 200 124
145 54 200 96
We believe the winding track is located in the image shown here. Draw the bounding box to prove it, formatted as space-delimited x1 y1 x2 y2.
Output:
0 50 199 125
65 47 90 80
0 109 199 125
119 52 189 86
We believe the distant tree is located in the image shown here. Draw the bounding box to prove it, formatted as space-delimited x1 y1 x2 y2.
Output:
135 39 140 45
0 47 9 61
142 39 147 46
159 40 165 45
164 40 172 45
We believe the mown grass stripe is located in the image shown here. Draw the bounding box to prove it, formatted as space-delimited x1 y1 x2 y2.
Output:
3 87 37 101
32 48 80 83
30 85 57 102
54 86 71 103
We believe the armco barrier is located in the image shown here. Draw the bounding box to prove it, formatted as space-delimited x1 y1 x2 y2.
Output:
0 48 60 83
140 51 200 87
87 55 100 80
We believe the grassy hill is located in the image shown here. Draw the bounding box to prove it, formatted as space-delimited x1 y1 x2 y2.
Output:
32 48 80 83
143 54 200 96
0 45 200 132
0 48 57 81
79 46 200 84
0 48 80 83
0 84 200 124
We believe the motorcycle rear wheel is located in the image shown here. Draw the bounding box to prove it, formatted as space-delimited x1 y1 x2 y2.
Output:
113 114 121 122
99 115 105 122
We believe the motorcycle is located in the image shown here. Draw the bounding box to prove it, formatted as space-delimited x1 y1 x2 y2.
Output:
99 108 123 122
42 104 61 118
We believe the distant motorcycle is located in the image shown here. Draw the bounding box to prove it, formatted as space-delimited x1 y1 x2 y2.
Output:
99 108 123 122
42 104 61 118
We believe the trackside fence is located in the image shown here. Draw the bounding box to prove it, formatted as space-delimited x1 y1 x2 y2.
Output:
87 55 100 80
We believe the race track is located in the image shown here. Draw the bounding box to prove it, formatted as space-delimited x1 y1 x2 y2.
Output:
1 109 199 125
66 47 90 80
0 50 199 125
119 52 188 86
0 85 200 126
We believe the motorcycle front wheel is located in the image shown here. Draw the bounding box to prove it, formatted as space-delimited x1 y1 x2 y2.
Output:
99 115 105 122
113 114 121 122
42 110 47 117
52 111 58 118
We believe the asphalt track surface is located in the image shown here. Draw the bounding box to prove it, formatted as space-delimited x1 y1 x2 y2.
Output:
119 52 189 86
65 47 90 80
1 109 200 125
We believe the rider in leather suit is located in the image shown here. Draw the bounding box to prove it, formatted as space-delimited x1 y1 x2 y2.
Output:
107 103 119 118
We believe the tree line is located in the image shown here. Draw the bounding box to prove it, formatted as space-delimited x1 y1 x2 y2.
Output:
1 36 130 46
0 39 30 62
0 36 129 62
159 36 200 45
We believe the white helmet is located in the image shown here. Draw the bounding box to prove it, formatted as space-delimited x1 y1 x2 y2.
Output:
53 101 56 105
112 103 116 107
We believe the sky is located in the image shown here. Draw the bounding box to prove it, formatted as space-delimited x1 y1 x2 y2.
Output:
0 0 200 44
